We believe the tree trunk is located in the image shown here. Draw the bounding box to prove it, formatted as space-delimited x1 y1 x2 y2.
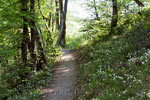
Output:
35 29 47 71
55 0 60 30
52 14 55 32
20 0 28 64
30 0 47 71
110 0 118 34
59 0 63 26
30 0 37 67
93 0 98 19
57 0 68 47
48 13 52 27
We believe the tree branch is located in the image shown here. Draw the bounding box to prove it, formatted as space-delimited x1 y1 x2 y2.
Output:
133 0 144 7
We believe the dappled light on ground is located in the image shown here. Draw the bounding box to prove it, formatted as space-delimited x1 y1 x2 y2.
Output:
41 49 77 100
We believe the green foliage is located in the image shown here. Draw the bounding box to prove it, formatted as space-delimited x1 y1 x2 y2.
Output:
0 65 54 100
66 18 110 50
66 33 89 50
0 0 61 99
0 0 150 99
75 8 150 100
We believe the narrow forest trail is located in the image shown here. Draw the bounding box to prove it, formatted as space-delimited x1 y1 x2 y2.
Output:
41 49 77 100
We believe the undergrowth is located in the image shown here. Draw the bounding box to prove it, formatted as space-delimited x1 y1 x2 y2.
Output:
75 8 150 100
0 63 59 100
66 34 89 50
0 48 61 100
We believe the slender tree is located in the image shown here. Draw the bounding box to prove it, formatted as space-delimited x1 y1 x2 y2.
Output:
110 0 118 34
20 0 29 64
48 0 53 28
55 0 60 30
30 0 38 68
30 0 47 70
57 0 68 47
93 0 99 19
59 0 63 26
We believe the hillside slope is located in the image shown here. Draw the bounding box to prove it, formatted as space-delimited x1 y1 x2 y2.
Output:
75 9 150 100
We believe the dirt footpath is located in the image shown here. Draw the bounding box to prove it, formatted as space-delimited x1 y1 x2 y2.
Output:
41 49 77 100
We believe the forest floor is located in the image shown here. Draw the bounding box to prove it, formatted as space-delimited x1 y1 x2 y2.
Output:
41 49 77 100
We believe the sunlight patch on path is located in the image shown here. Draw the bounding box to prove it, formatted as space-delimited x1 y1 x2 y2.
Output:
41 49 77 100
